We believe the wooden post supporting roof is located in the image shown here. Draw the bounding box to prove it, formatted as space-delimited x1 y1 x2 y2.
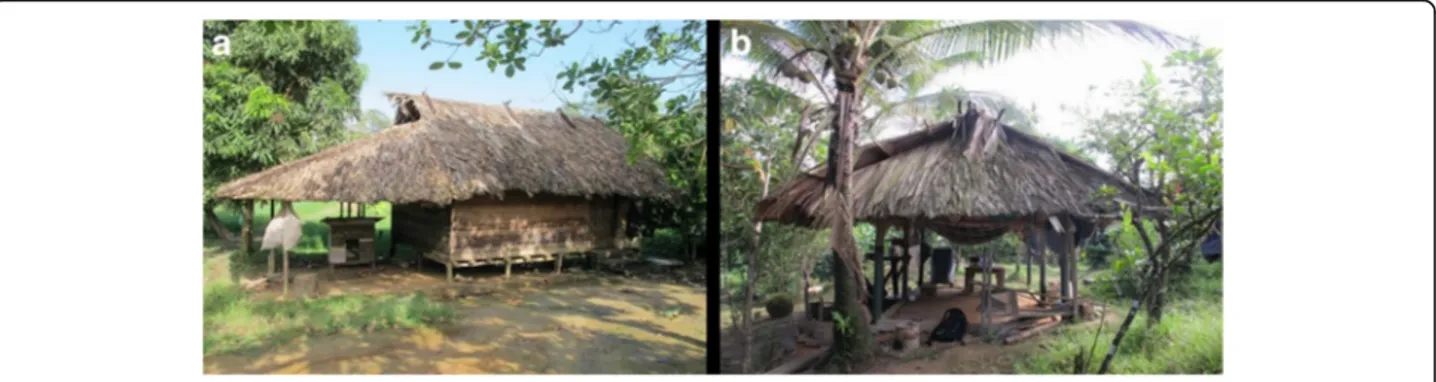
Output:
871 223 888 323
241 200 255 259
902 222 917 300
1036 215 1048 301
917 228 929 290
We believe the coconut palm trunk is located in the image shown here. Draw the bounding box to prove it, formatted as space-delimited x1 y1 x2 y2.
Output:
825 24 879 369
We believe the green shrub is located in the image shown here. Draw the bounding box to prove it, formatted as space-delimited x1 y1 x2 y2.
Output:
765 293 794 319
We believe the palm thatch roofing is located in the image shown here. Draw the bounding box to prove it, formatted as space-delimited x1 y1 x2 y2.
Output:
215 92 672 204
755 106 1160 238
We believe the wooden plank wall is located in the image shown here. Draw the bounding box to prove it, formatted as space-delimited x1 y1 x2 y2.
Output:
392 202 453 262
448 192 626 264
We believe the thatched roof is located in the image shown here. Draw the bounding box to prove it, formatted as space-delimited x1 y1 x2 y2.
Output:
216 92 672 204
756 106 1158 229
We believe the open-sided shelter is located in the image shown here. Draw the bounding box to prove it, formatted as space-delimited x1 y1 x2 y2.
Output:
217 92 673 282
756 105 1162 323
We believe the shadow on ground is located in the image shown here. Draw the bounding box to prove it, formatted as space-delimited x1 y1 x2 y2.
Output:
204 269 707 374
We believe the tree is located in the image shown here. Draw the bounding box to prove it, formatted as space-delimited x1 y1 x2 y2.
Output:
1075 46 1223 374
408 20 708 259
725 20 1183 370
721 77 829 372
202 21 365 254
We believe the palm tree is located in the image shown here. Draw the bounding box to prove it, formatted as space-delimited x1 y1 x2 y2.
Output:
723 20 1182 370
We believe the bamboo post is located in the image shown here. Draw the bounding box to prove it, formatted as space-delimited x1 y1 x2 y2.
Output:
872 223 888 323
555 254 564 274
446 260 453 283
505 256 513 278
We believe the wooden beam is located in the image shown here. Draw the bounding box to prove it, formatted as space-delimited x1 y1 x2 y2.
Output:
1003 318 1063 344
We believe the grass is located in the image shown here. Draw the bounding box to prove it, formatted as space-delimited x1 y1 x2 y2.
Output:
202 281 456 356
1015 260 1224 374
202 240 454 357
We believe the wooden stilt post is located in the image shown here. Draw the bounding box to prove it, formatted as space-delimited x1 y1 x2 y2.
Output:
505 256 513 278
282 249 290 297
446 259 453 283
555 254 564 275
872 223 888 323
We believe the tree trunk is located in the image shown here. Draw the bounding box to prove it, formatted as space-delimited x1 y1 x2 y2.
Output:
1099 299 1143 374
240 200 254 259
203 203 238 243
1146 262 1169 326
741 161 772 373
826 50 873 371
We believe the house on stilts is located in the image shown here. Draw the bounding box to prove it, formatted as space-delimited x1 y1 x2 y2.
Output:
216 92 673 283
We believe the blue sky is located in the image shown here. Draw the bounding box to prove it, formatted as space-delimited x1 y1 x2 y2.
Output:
351 20 696 118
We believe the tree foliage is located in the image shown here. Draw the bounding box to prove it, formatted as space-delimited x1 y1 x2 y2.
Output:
1076 46 1223 373
202 21 366 206
720 78 831 296
411 20 708 256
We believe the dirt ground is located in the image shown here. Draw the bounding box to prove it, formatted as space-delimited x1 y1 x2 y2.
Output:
728 285 1101 374
205 262 707 374
867 307 1116 374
